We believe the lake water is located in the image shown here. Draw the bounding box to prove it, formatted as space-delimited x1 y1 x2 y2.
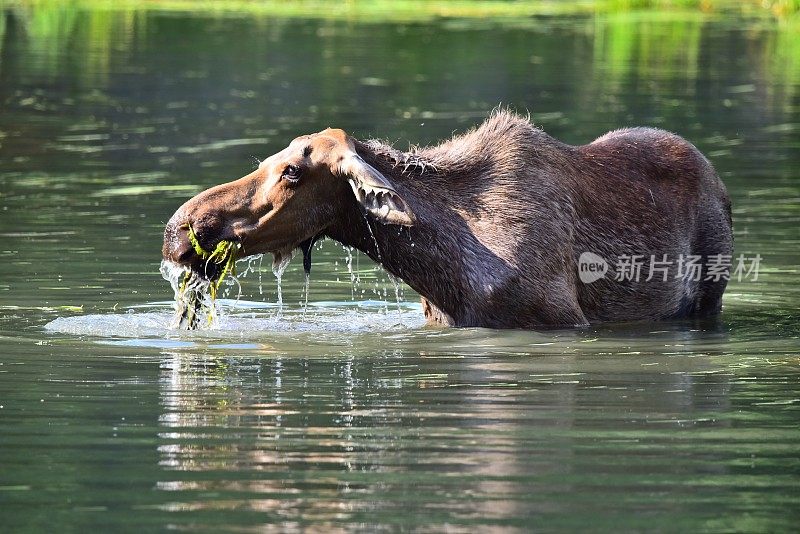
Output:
1 5 799 531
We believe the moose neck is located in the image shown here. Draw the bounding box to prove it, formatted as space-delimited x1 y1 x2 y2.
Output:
324 146 511 327
325 206 470 326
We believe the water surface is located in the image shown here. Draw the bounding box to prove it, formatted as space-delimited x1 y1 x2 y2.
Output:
1 6 799 531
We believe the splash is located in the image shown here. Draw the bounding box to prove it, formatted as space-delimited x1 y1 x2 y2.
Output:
45 299 425 343
161 224 240 330
159 233 413 330
160 260 218 330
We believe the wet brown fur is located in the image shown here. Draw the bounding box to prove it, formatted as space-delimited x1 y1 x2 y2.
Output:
164 110 733 328
326 111 732 327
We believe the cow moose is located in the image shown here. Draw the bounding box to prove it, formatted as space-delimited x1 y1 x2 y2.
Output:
162 110 733 328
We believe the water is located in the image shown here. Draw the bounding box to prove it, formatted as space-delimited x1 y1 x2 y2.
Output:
271 252 293 315
1 5 799 531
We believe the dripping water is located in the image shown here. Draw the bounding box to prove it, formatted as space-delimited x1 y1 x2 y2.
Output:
258 254 264 295
272 253 292 317
344 245 355 300
301 272 311 319
355 248 361 284
387 272 404 322
362 215 383 263
220 272 243 307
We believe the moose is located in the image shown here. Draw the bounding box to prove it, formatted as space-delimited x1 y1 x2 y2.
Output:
162 110 733 328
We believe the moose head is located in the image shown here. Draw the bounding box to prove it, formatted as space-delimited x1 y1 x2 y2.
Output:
162 128 416 277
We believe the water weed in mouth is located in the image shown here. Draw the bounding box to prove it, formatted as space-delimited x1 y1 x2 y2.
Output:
160 223 240 330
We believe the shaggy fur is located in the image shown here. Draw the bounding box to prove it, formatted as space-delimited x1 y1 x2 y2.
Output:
164 110 733 328
325 110 733 327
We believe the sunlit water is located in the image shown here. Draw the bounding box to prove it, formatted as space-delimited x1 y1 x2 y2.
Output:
45 299 424 342
1 5 799 532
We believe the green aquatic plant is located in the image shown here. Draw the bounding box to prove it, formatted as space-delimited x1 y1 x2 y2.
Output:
170 224 240 329
184 223 239 299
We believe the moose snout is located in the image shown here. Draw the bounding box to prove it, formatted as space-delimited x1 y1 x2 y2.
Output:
162 171 265 265
162 212 194 265
162 201 239 272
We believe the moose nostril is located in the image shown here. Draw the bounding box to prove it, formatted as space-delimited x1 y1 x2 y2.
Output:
162 218 194 264
177 246 195 263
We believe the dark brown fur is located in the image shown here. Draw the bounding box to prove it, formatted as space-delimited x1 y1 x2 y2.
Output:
163 110 733 328
327 112 732 327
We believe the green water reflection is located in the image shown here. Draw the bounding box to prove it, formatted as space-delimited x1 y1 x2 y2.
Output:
0 5 798 531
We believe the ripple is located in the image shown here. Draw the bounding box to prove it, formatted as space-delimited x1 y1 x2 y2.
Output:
43 300 427 344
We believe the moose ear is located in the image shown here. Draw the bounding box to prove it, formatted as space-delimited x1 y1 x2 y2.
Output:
339 152 416 226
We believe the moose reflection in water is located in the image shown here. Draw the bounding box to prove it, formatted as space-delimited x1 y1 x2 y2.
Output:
154 342 735 519
162 111 733 328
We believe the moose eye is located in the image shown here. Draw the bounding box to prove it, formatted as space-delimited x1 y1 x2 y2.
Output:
281 164 302 183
